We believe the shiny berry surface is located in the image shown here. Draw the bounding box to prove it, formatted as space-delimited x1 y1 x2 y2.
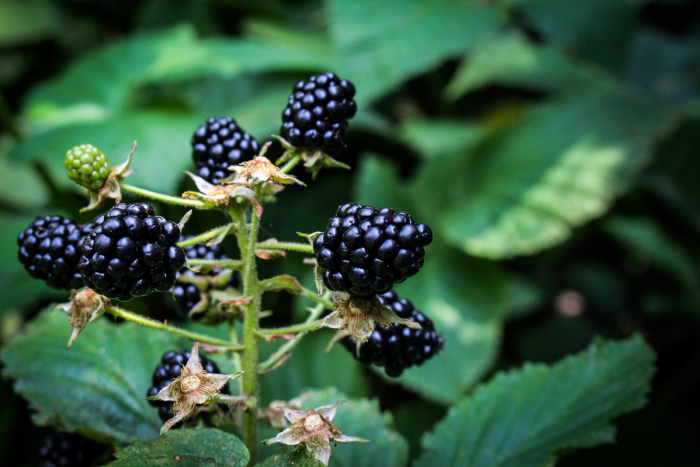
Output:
314 204 432 296
17 215 93 290
280 72 357 156
78 203 185 301
191 116 259 184
342 291 444 377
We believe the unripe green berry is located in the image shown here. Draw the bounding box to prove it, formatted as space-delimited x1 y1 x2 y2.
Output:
64 144 112 190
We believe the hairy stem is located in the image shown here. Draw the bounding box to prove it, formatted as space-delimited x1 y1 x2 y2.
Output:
256 318 325 337
255 241 314 254
104 306 244 350
229 197 263 465
177 225 234 248
258 297 329 375
120 183 208 208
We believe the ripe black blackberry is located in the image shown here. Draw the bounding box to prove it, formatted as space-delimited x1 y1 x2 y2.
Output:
78 203 186 301
146 349 230 423
313 204 433 296
280 72 357 156
342 291 444 377
17 215 93 291
192 116 259 184
39 432 105 467
171 239 238 318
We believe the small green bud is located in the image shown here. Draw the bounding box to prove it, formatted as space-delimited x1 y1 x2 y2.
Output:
64 144 112 190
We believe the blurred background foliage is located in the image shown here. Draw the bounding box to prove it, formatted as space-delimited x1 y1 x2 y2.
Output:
2 0 700 465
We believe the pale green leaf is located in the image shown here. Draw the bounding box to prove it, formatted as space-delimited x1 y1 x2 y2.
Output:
1 310 198 443
415 335 656 467
109 427 248 466
329 0 502 103
0 154 48 209
411 89 678 259
398 120 485 160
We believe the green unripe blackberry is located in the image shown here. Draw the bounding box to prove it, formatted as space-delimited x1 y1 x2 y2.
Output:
65 144 112 190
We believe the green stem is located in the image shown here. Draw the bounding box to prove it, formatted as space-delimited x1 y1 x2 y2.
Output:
187 258 243 270
279 153 302 174
230 194 263 465
257 319 324 337
258 297 329 375
104 306 244 351
120 183 208 208
255 241 314 254
300 286 334 310
177 225 233 248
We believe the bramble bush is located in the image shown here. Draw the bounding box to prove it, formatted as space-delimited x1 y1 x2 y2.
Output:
2 0 700 466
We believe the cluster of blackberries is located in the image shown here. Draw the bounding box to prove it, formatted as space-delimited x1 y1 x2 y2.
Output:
39 432 105 467
191 116 259 184
342 291 444 377
78 203 185 301
313 204 432 296
146 349 229 422
281 72 357 156
17 215 93 291
171 240 238 318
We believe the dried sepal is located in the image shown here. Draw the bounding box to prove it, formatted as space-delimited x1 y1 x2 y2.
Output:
259 394 308 429
54 288 110 349
262 401 371 465
147 343 243 434
80 141 136 212
322 293 421 343
182 171 262 216
273 135 351 180
230 153 304 187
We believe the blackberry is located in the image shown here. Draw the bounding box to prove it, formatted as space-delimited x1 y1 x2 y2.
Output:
39 432 105 467
78 203 186 301
146 349 230 422
280 72 357 156
192 116 259 184
64 144 112 190
171 239 238 318
313 204 433 296
342 291 444 377
17 215 93 290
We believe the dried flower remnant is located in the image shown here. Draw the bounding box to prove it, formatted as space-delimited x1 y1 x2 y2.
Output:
148 343 242 434
262 401 371 465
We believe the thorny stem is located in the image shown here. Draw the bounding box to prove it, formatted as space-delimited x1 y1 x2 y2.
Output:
120 183 209 208
104 306 244 351
187 258 243 270
177 225 234 248
255 241 314 254
256 318 325 337
228 192 263 465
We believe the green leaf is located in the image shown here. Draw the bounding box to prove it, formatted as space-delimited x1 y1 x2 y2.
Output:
415 335 656 467
109 427 248 466
398 121 485 160
412 89 678 259
329 0 502 103
298 388 409 467
0 0 60 46
0 154 49 209
1 310 199 443
444 33 614 100
257 448 325 467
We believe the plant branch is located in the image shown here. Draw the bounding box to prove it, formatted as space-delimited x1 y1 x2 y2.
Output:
177 225 234 248
255 241 314 254
120 183 208 208
257 296 329 375
104 306 244 351
257 319 325 337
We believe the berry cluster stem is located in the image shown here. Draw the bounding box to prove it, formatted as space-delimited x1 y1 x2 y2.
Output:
104 305 244 351
120 183 209 208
